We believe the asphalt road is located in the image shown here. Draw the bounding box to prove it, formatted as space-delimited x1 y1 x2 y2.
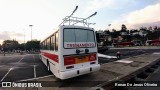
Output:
0 54 51 82
0 49 159 84
98 49 160 64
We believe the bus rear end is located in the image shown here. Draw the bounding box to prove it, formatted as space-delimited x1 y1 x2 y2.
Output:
59 26 100 79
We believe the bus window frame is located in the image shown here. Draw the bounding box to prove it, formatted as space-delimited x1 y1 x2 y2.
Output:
63 28 96 49
40 30 59 51
50 34 55 51
55 31 59 51
47 38 50 50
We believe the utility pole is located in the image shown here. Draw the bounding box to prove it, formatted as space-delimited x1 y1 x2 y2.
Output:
29 25 33 41
108 24 111 31
23 29 25 51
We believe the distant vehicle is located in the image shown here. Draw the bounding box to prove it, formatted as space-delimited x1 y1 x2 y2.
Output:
133 40 143 46
113 41 134 47
40 6 100 80
147 39 160 46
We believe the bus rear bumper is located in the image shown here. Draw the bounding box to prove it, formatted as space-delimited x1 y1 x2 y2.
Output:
59 64 100 80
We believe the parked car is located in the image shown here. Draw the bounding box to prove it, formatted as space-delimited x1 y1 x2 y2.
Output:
147 39 160 46
133 40 143 46
113 42 134 47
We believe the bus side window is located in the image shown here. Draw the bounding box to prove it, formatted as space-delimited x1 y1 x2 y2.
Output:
42 41 45 50
50 35 55 50
44 41 46 50
45 41 47 50
55 31 59 51
41 43 43 50
47 38 50 50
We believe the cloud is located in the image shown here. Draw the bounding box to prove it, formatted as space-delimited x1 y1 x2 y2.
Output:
85 0 114 13
84 0 135 14
0 31 24 41
126 3 160 25
111 1 160 30
0 33 11 40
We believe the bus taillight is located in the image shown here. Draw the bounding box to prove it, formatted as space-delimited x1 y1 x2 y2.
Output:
64 56 75 65
89 54 96 61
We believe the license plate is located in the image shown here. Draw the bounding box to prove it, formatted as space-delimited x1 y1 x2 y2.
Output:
75 56 89 64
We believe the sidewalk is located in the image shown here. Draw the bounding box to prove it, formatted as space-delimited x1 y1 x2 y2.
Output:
110 46 160 49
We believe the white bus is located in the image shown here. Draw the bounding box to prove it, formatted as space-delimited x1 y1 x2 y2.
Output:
40 6 100 79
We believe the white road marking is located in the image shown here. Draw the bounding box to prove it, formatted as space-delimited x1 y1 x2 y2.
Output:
98 53 117 59
18 75 54 82
153 52 160 54
32 55 37 78
1 68 13 81
34 65 36 78
115 59 133 63
0 55 25 81
18 56 24 63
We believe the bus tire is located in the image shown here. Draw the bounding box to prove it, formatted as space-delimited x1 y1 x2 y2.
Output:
47 60 51 73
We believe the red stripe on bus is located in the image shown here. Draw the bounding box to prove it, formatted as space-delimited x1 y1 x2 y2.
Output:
41 52 59 63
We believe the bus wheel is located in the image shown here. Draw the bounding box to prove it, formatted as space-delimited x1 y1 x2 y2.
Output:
47 60 51 73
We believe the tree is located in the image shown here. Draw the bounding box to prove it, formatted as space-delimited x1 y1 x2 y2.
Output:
25 40 40 51
111 31 121 38
18 43 25 51
122 35 132 42
121 24 127 31
133 34 142 40
146 30 160 40
2 40 19 51
154 26 158 31
148 26 152 31
104 30 110 34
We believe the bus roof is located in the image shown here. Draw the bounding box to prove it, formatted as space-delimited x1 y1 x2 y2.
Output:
59 25 94 30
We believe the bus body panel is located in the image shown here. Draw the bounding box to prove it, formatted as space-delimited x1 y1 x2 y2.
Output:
59 25 100 79
40 25 100 79
60 64 100 79
41 50 60 78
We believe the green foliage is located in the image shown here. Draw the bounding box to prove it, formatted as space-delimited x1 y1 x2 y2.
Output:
1 40 40 51
25 40 40 50
111 31 121 38
2 40 19 51
122 35 132 42
146 30 160 40
121 24 127 31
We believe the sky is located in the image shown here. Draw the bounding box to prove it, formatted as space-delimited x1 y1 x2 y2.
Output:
0 0 160 44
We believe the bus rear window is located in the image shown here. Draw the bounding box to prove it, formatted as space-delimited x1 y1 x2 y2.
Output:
63 28 95 48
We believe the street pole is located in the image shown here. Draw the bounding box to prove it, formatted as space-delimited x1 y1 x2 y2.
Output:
29 25 33 41
23 29 25 51
108 24 111 31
